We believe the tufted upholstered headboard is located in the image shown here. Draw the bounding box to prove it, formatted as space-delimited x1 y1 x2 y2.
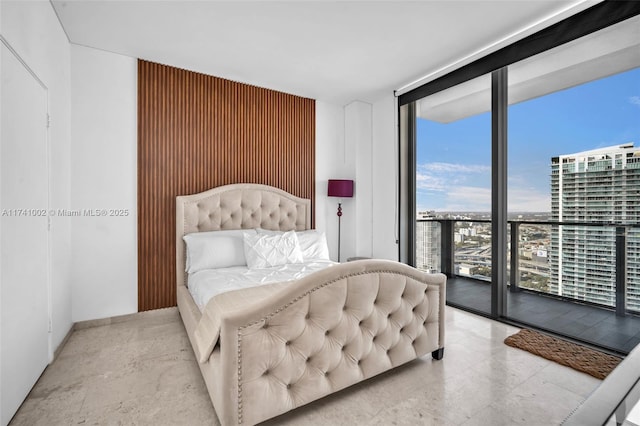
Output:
176 183 311 288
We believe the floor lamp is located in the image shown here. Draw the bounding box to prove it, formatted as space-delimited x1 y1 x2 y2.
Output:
327 179 354 262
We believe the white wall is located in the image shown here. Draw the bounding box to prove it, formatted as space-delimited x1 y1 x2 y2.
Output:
347 101 373 259
1 3 139 332
315 101 349 261
317 97 399 263
70 45 137 321
0 0 72 356
371 94 399 260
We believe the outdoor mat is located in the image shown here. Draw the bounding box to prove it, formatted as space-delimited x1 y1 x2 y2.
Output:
504 328 622 379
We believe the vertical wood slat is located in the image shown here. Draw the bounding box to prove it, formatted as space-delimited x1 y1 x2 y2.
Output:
138 60 316 312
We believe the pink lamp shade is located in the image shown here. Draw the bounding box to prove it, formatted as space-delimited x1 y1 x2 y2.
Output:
327 179 354 198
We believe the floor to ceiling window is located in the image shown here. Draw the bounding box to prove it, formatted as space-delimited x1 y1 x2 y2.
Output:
399 1 640 354
415 74 492 313
506 15 640 351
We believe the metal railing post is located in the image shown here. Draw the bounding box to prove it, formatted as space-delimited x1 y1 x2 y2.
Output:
440 220 455 277
510 221 520 292
616 226 627 317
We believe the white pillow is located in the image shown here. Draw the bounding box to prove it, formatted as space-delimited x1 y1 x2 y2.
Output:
296 230 331 261
183 229 257 273
257 228 331 262
256 228 281 235
243 230 304 269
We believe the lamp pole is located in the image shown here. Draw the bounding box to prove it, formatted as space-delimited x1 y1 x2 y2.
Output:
337 202 343 262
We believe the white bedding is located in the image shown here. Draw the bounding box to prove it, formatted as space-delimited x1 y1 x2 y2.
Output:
188 260 337 311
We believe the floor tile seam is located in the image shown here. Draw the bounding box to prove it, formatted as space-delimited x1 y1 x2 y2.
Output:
471 365 540 393
454 400 495 425
513 373 591 405
539 362 602 398
482 401 542 425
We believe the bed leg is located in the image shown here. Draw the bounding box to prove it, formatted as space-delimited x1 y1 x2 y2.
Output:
432 348 444 360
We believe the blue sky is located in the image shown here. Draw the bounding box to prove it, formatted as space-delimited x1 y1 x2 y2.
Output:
416 67 640 212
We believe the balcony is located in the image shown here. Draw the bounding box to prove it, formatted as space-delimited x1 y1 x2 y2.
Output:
417 218 640 355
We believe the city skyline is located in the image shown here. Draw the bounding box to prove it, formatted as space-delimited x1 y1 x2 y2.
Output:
415 143 640 311
416 66 640 213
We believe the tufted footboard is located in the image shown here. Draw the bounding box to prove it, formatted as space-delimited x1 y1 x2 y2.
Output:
199 259 446 425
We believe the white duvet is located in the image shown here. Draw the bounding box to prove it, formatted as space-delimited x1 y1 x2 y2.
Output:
188 260 337 311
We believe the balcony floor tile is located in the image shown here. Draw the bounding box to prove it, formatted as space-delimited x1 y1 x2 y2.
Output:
447 276 640 354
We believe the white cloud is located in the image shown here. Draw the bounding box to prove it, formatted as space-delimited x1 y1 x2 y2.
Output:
630 96 640 107
416 161 550 212
423 185 550 212
416 161 490 193
416 161 491 210
420 162 490 174
416 171 445 191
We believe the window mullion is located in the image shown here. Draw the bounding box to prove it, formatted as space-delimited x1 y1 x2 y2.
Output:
491 67 508 317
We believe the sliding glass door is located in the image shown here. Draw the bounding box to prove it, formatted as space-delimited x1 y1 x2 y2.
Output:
506 15 640 350
414 74 492 314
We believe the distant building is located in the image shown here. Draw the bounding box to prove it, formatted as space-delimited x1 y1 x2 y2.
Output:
457 264 477 276
416 219 440 273
550 143 640 310
417 210 436 220
532 249 548 263
459 227 476 237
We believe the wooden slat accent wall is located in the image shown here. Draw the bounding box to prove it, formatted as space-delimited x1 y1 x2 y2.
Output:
138 60 315 311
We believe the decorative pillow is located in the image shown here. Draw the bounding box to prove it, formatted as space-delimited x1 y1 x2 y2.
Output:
243 230 304 269
257 228 331 262
183 229 257 273
296 230 331 261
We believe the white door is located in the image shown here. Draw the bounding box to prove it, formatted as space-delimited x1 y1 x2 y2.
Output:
0 42 50 426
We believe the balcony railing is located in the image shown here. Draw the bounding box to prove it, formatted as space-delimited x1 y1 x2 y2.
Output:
417 218 640 316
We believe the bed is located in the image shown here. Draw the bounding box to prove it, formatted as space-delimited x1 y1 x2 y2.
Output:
176 183 446 425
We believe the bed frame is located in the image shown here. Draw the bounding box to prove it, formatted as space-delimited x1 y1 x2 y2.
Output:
176 183 446 425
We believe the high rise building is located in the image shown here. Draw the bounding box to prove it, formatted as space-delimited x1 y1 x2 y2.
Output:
550 143 640 311
416 216 441 273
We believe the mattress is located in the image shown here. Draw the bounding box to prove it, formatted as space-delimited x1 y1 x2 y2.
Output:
187 260 336 311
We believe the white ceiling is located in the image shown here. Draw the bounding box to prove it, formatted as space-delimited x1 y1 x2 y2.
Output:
51 0 600 104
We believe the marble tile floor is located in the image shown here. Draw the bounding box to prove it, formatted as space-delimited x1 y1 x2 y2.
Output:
10 306 601 426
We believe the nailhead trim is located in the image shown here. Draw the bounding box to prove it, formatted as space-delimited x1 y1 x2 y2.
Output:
237 331 244 424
